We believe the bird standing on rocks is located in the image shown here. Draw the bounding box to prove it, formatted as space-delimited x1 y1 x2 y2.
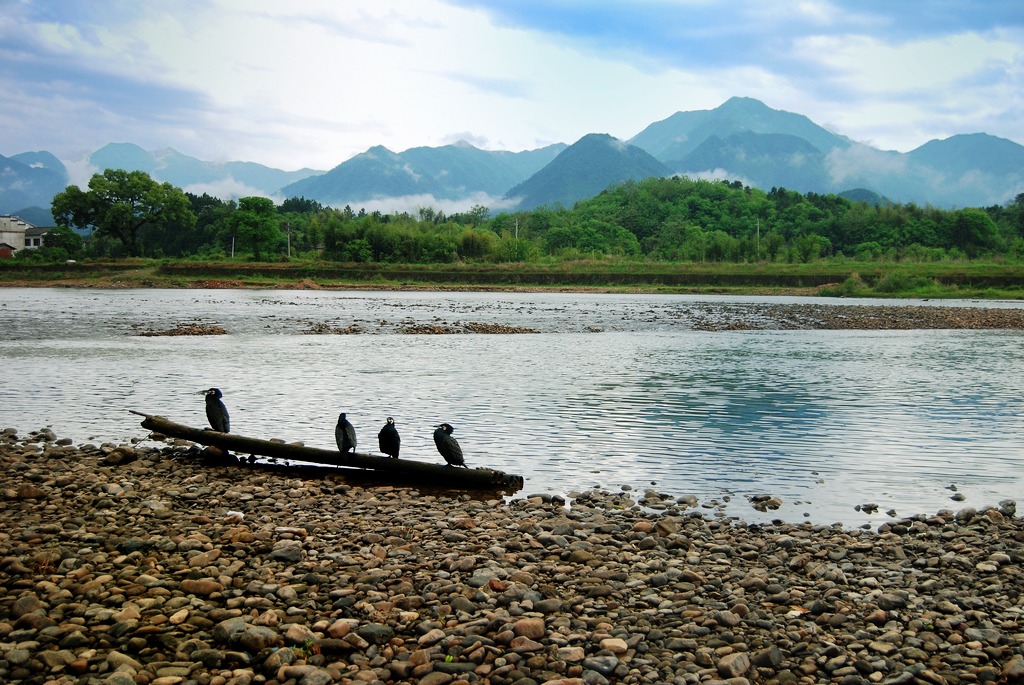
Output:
336 413 357 454
378 417 400 458
202 388 230 433
433 423 466 467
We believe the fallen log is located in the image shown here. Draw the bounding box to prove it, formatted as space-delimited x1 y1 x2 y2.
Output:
131 412 524 491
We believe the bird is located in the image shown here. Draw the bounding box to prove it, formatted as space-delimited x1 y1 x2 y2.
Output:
202 388 230 433
378 417 400 458
433 423 466 468
335 413 356 454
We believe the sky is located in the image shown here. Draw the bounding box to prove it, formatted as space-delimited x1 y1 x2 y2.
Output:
1 0 1021 175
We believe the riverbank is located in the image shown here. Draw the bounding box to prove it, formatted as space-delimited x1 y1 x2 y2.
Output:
2 260 1024 300
2 428 1022 685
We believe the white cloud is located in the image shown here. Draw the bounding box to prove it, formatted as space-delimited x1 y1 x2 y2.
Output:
825 144 906 186
791 28 1024 150
0 0 1021 173
63 156 100 188
181 178 270 201
332 191 517 215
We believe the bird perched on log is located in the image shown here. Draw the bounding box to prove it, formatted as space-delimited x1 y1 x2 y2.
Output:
336 413 356 454
433 423 466 467
378 417 400 458
201 388 230 433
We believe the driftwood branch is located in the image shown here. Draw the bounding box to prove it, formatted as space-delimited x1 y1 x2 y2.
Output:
131 411 524 491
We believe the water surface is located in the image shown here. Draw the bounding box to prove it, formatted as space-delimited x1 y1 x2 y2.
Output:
1 288 1021 526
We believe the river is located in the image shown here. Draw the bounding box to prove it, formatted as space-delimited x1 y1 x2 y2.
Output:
1 288 1022 527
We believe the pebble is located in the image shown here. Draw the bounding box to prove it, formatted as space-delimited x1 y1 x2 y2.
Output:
1 428 1022 685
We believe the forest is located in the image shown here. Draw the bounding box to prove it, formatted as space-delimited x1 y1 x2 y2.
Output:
25 172 1024 266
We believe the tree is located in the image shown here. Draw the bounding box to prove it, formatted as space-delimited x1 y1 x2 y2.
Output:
229 197 282 260
42 225 84 257
51 169 195 256
944 208 1000 257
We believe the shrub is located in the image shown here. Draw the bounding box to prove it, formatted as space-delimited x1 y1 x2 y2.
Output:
820 273 867 297
873 271 933 293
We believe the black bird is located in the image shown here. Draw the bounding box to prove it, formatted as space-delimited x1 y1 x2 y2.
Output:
378 417 401 458
336 413 357 454
203 388 230 433
433 423 466 468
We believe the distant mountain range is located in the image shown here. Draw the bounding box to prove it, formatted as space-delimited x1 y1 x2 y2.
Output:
89 143 323 196
281 141 566 206
504 133 669 210
3 97 1022 222
0 151 68 221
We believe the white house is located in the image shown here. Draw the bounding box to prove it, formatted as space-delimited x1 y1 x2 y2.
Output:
0 215 47 256
0 215 33 251
24 226 49 248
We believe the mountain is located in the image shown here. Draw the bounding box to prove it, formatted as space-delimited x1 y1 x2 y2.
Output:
675 131 831 192
0 153 68 215
90 143 158 176
630 96 852 163
907 133 1024 177
89 143 322 196
838 188 889 206
281 140 566 206
504 134 670 210
2 97 1021 216
11 150 67 176
623 99 1023 208
889 133 1024 208
9 206 57 226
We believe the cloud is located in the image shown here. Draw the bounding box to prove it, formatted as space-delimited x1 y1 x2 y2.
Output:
825 144 906 187
330 191 518 215
675 168 756 188
0 0 1020 174
181 178 272 202
62 156 100 188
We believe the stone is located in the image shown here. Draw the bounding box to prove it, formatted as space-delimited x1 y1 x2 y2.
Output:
238 625 282 652
270 539 304 563
356 622 395 645
180 578 224 595
599 638 628 654
717 652 751 678
582 656 619 676
513 617 546 639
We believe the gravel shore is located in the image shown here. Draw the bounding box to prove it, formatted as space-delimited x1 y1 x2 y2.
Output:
2 428 1022 685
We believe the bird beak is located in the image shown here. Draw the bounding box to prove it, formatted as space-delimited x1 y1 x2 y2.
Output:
195 390 207 395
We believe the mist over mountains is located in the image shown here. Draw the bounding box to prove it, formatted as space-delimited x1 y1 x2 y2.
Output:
3 97 1022 222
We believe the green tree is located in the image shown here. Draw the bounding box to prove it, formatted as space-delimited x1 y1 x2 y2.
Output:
229 196 282 260
943 208 1000 257
51 169 195 256
42 225 84 257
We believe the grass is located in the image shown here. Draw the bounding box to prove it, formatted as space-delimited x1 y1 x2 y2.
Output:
2 257 1023 299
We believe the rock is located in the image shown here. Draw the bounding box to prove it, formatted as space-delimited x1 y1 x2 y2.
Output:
107 651 144 672
583 656 620 676
1002 655 1024 681
270 539 304 563
718 652 751 678
356 622 395 645
2 437 1024 685
599 638 628 654
513 617 546 639
180 578 224 595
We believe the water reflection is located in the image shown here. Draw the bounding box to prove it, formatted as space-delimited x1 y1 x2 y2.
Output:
0 288 1022 526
